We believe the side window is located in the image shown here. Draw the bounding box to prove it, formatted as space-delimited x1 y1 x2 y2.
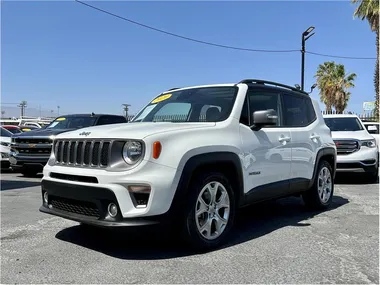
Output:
97 116 111 126
97 116 125 125
239 97 249 126
282 93 309 127
305 98 317 123
247 90 280 126
110 116 127 124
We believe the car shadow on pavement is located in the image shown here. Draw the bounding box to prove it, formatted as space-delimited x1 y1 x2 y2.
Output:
15 174 43 179
0 180 41 191
55 195 349 260
334 173 379 185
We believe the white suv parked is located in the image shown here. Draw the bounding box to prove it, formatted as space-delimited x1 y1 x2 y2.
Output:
323 114 379 182
40 79 336 250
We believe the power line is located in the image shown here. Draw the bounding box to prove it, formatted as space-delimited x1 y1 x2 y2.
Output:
75 0 376 60
74 0 298 53
306 51 376 60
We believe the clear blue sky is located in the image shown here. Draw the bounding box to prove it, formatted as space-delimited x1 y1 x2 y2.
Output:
2 0 377 116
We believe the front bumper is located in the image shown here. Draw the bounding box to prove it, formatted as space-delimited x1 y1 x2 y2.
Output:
39 160 181 227
336 147 379 173
39 180 166 227
9 154 49 171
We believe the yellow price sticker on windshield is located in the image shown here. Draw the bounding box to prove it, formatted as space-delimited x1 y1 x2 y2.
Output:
23 128 31 131
151 93 172 104
56 117 66 121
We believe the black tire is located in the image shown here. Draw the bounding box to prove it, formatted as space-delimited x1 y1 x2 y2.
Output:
366 167 379 183
302 160 334 210
181 171 236 251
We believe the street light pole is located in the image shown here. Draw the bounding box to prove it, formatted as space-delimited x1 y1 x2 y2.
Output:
301 26 315 91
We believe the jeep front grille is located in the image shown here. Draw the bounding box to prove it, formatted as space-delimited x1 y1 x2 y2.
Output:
334 140 360 155
53 140 112 167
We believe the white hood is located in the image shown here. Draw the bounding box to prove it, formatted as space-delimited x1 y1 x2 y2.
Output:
331 130 373 140
56 122 216 140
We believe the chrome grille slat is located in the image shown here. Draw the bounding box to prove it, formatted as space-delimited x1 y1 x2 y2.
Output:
54 139 112 168
334 140 360 155
88 141 94 166
98 141 103 166
66 141 70 163
81 141 86 165
72 141 78 164
60 141 64 162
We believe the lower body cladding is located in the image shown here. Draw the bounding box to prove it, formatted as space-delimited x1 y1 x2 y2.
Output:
39 162 179 227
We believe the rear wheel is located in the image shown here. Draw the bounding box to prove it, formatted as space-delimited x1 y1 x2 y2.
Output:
302 160 334 210
182 172 236 251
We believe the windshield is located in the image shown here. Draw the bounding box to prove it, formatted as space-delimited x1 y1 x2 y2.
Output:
46 117 98 129
1 127 13 137
324 117 364 131
131 86 238 123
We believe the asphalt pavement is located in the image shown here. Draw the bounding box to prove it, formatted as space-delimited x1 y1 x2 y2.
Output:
1 170 379 284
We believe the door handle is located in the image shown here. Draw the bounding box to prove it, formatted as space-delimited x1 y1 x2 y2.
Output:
310 134 320 140
279 136 291 142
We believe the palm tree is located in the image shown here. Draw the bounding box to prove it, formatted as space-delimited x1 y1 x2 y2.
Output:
335 91 352 114
315 61 357 113
352 0 379 120
315 62 337 112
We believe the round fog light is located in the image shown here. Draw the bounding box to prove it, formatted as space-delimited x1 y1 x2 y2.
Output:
43 192 48 203
108 203 118 217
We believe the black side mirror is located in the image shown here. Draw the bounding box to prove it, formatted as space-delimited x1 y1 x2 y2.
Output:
251 109 278 130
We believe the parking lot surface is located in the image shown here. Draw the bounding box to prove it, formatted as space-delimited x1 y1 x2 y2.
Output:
1 171 379 284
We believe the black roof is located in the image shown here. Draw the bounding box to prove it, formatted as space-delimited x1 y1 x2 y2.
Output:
238 79 309 95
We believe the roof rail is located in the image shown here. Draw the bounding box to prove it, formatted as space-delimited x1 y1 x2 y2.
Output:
238 79 308 94
167 87 181 91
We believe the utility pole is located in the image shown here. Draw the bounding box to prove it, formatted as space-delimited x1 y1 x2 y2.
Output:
17 101 27 118
122 104 131 121
301 26 315 91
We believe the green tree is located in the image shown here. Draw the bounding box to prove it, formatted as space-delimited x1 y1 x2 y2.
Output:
315 61 357 113
352 0 379 120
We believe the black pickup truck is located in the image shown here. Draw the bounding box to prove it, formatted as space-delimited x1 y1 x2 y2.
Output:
10 113 127 176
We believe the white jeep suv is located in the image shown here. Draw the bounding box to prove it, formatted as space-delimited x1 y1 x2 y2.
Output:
323 114 379 182
39 79 336 250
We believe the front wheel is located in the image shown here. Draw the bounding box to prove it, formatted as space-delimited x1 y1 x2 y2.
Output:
366 166 379 183
302 160 334 210
182 172 236 251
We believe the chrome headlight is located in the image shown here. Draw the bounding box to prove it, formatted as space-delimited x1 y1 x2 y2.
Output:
361 139 376 148
122 141 143 165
